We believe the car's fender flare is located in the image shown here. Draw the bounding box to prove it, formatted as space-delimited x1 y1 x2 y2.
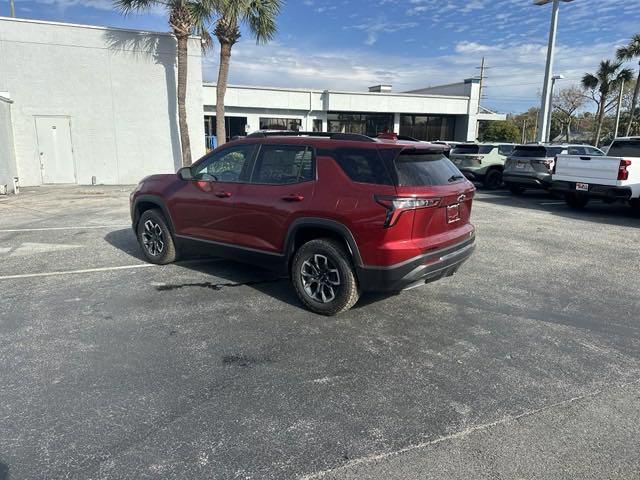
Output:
284 218 363 267
133 194 176 233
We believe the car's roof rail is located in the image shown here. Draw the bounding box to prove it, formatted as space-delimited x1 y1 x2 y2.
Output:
246 131 377 143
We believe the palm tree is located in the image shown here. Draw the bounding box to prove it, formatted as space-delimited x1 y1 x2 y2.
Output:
212 0 282 146
115 0 215 166
617 34 640 137
581 60 633 147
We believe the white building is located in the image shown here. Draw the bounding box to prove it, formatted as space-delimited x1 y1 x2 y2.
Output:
0 16 504 188
203 81 505 146
0 17 205 187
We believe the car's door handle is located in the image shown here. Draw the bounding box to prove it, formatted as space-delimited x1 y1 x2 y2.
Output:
215 191 232 198
282 194 304 202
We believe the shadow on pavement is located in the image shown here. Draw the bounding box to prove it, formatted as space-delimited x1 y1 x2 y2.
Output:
104 228 396 314
475 190 639 229
105 229 304 310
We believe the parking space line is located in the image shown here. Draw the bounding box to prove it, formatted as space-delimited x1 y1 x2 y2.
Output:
539 202 566 206
0 259 221 281
0 225 130 233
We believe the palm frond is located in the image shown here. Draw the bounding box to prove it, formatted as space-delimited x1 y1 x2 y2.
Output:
581 73 599 90
113 0 159 14
244 0 283 44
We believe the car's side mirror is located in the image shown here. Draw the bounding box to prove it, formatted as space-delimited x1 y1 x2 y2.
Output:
177 167 193 181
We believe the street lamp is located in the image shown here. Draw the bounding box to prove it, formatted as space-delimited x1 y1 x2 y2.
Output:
534 0 574 143
545 74 564 142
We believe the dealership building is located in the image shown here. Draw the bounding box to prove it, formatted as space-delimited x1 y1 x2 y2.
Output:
0 16 504 188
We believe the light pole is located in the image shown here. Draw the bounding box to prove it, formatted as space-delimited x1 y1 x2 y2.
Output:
9 0 15 17
534 0 574 143
545 74 564 142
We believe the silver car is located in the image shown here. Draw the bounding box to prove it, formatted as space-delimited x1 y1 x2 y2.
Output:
503 144 604 194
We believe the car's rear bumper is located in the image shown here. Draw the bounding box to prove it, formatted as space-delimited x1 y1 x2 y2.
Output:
550 181 633 200
356 233 476 292
503 171 552 189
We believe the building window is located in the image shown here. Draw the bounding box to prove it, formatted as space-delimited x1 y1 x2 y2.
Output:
327 112 394 137
313 119 323 132
399 115 456 141
259 117 302 131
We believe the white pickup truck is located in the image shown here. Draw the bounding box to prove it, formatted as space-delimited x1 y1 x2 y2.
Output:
551 137 640 211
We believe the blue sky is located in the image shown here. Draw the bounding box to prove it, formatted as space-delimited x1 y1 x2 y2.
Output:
5 0 640 113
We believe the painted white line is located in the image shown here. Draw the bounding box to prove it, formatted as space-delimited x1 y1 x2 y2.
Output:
0 264 155 280
0 225 129 233
0 259 221 281
539 202 566 206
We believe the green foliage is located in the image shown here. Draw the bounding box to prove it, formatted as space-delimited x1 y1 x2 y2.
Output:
478 120 521 143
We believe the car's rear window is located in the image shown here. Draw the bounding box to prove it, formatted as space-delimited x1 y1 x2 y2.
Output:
512 146 564 158
451 144 495 155
394 152 464 186
607 139 640 157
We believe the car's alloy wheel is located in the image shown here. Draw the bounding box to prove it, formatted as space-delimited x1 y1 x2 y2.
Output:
300 254 341 303
291 238 359 316
483 169 502 190
142 219 165 256
137 209 177 265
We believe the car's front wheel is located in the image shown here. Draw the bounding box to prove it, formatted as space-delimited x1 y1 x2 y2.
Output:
137 209 177 264
483 169 503 190
291 238 359 316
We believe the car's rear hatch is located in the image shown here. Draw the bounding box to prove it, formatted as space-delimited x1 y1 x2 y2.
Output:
505 145 564 174
450 144 494 168
390 148 475 247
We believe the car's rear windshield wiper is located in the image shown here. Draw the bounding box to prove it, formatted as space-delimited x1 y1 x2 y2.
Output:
448 175 464 182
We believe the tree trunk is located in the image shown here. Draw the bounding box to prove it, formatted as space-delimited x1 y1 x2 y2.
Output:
176 34 192 166
625 76 640 137
565 117 571 143
594 97 606 147
216 42 232 147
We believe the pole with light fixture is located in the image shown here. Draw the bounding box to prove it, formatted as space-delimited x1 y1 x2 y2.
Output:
9 0 15 17
534 0 574 143
545 74 564 142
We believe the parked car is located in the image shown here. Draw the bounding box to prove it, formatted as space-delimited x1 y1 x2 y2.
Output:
130 132 476 315
551 137 640 211
503 143 604 194
450 143 516 189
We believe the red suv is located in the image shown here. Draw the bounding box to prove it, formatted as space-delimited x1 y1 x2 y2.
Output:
130 132 476 315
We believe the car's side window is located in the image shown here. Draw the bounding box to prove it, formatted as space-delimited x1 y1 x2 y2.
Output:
587 147 604 156
250 145 314 184
567 147 584 155
192 145 256 182
498 145 514 156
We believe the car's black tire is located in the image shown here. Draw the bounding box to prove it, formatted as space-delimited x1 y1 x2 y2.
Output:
291 238 359 316
137 209 177 264
483 169 503 190
565 193 589 209
630 198 640 216
508 184 525 195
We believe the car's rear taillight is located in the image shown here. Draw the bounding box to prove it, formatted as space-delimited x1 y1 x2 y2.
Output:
374 195 441 228
618 159 631 181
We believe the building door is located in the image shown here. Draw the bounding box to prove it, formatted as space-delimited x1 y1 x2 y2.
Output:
35 116 75 184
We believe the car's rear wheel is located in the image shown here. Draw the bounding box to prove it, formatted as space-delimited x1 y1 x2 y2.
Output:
507 184 525 195
564 193 589 209
137 209 177 264
483 169 503 190
291 238 359 316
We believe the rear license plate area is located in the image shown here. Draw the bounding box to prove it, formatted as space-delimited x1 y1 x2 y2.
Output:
516 161 526 169
446 203 461 223
576 182 589 191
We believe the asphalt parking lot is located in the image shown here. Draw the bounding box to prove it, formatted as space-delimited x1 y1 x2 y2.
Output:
1 185 640 480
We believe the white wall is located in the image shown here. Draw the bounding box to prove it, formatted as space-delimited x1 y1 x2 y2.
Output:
0 17 205 185
0 95 17 189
